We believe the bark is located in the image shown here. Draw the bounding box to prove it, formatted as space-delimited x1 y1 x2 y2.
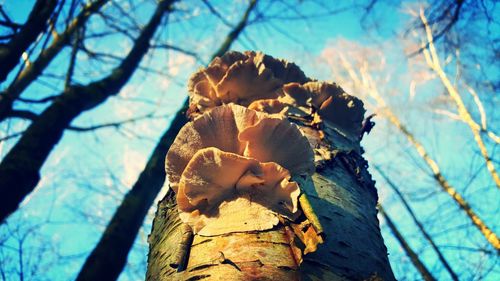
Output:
378 205 436 281
147 119 396 280
298 158 395 280
0 0 175 223
147 190 302 280
0 0 109 122
375 166 458 281
76 0 256 279
0 0 58 82
147 63 394 281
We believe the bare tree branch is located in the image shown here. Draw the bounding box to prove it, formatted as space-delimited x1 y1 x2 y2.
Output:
200 0 233 27
0 0 176 224
0 0 109 122
0 0 58 82
375 166 459 281
150 43 204 64
419 8 500 188
336 50 500 251
68 113 169 132
16 95 60 104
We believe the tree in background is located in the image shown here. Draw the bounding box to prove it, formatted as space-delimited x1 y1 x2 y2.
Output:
0 0 58 82
75 1 257 279
0 0 176 224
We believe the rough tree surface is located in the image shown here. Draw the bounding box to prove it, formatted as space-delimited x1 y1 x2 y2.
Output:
146 51 395 280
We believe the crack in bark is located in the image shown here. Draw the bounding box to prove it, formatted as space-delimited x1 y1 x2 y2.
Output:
188 264 217 272
220 257 242 272
184 274 211 281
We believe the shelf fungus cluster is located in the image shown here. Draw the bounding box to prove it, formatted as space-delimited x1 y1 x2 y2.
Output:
167 104 314 236
165 51 367 271
187 51 365 153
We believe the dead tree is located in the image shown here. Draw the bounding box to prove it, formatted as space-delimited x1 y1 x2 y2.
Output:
146 51 395 280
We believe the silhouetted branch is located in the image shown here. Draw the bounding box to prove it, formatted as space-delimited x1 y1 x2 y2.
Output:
150 43 204 64
0 5 21 31
17 95 60 104
408 0 464 56
7 110 38 121
375 166 458 281
0 0 58 82
0 0 109 122
0 0 176 224
201 0 233 27
68 113 169 132
0 131 24 142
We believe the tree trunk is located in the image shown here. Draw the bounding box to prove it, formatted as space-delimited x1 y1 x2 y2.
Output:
146 52 395 280
375 166 458 281
75 109 186 281
0 0 58 82
147 146 395 280
0 0 175 223
75 1 257 279
378 205 436 281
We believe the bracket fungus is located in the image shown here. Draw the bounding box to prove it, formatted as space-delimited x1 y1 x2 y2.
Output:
187 51 309 116
287 81 366 140
166 104 314 235
163 51 369 268
232 80 366 142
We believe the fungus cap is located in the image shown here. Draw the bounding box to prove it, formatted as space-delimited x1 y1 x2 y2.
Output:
166 104 314 192
187 51 309 117
165 105 260 192
280 81 366 138
239 118 315 175
177 147 301 235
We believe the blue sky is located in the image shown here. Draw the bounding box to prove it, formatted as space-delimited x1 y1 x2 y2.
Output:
0 0 499 280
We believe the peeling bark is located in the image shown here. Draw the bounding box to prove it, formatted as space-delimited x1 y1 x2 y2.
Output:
147 191 301 281
148 145 395 280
